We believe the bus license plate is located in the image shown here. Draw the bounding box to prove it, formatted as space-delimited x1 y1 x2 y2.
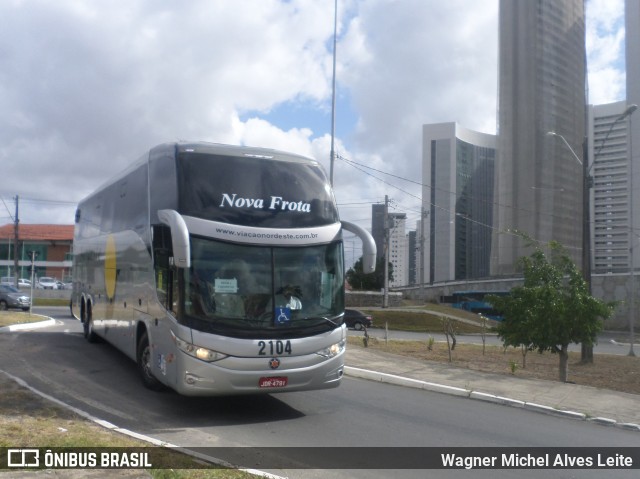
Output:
259 376 288 388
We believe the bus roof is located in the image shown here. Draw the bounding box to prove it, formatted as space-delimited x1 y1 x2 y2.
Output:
169 142 317 165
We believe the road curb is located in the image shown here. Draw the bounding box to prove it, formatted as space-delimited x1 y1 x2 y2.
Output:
0 370 286 478
345 366 470 397
343 365 639 432
0 318 56 332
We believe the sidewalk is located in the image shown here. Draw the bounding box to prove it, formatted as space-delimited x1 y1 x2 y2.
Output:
345 346 640 430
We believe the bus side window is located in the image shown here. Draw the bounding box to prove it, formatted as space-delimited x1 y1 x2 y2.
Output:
153 225 174 312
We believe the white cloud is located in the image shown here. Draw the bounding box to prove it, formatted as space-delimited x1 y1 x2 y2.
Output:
237 117 316 157
586 0 626 104
332 0 498 228
0 0 338 221
0 0 626 235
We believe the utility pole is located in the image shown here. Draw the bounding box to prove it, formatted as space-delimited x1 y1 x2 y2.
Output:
581 137 593 363
13 195 19 288
383 195 389 308
419 207 427 301
28 250 38 315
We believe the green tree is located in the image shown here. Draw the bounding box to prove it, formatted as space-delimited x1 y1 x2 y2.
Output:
346 256 393 291
489 242 614 383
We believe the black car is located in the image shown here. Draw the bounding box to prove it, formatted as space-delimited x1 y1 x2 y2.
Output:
344 309 373 330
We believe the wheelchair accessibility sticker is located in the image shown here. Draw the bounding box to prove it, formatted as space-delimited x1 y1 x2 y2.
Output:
275 307 291 325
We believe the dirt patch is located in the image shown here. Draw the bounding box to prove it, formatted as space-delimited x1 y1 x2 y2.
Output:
349 338 640 395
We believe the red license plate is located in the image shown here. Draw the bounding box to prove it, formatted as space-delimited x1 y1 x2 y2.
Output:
259 376 288 388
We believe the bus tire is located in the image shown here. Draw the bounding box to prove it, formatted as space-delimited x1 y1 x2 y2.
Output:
83 302 99 343
137 330 164 391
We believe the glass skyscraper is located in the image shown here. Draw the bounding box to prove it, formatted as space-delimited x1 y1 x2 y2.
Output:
422 122 496 283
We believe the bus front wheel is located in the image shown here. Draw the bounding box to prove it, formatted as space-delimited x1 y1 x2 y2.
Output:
137 330 164 391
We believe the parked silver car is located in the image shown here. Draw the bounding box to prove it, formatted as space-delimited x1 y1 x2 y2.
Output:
0 285 30 311
0 277 31 288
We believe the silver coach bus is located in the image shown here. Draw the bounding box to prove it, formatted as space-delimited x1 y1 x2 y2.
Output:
71 142 376 396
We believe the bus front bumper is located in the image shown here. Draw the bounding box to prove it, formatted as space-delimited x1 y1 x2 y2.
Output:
172 349 345 396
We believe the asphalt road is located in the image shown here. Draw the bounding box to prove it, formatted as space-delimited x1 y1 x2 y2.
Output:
0 310 638 479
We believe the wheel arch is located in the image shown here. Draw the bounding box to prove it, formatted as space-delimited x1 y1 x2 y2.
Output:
136 320 149 352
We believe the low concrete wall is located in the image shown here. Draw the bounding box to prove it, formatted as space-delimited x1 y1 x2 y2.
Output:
346 291 403 308
397 275 637 331
17 288 71 301
591 273 639 330
396 278 524 303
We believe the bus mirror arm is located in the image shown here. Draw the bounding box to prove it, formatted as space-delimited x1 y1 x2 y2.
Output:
341 221 376 273
158 209 191 268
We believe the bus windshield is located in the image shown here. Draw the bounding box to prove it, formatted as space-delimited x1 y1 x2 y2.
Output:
177 152 339 228
183 237 344 338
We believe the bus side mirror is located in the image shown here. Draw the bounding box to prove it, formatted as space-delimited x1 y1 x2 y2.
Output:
341 221 377 273
157 209 191 268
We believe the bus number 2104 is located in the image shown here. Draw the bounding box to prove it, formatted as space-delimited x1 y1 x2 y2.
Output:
258 340 292 356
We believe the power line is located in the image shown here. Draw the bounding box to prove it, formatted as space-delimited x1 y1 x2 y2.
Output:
335 153 581 226
335 152 582 251
20 197 78 206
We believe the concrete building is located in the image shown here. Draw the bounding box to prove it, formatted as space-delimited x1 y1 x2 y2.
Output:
422 122 496 284
371 204 386 262
492 0 586 275
0 224 74 283
627 0 640 273
588 101 634 274
371 204 409 287
407 230 418 285
388 212 408 287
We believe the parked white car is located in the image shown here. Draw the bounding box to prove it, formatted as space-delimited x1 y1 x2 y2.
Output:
37 277 58 290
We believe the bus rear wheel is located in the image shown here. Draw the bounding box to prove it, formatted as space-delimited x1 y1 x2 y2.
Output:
83 302 99 343
137 330 164 391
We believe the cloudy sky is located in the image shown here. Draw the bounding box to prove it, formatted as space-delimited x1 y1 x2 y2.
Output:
0 0 626 264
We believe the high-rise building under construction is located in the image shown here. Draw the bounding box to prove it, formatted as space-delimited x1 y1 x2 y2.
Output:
491 0 587 275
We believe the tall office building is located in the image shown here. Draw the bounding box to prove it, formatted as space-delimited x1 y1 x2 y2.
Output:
628 0 640 273
388 213 408 287
492 0 587 275
588 101 634 274
422 122 496 284
371 204 386 261
371 204 409 287
407 230 418 285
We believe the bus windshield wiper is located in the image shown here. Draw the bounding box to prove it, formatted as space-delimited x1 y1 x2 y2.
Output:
301 316 339 328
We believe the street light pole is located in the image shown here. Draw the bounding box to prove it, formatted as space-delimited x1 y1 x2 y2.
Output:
547 131 591 361
546 131 588 275
626 106 637 356
383 195 389 308
549 103 638 360
329 0 338 186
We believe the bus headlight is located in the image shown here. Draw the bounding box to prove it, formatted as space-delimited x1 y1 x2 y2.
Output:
172 332 227 363
316 339 346 359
